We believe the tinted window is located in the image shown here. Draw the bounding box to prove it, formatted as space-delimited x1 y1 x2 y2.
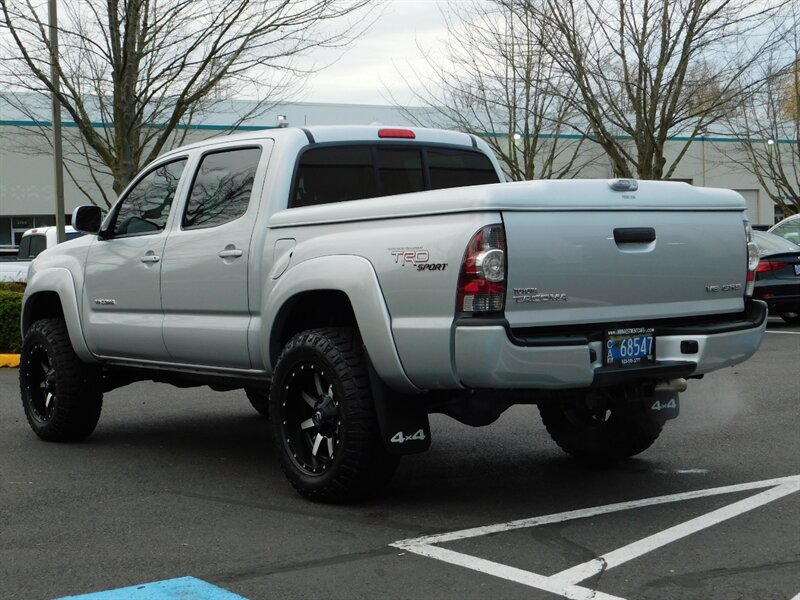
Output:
27 235 47 258
290 144 499 208
112 159 187 236
17 235 31 258
428 148 500 189
377 148 424 196
293 146 377 208
0 217 10 246
66 232 85 242
183 148 261 230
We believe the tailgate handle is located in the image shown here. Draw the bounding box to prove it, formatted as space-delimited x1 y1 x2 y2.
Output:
614 227 655 244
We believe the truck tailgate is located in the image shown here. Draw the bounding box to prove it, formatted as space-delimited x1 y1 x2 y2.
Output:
503 189 748 328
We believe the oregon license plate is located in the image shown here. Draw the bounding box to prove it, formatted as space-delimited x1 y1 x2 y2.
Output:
604 327 655 367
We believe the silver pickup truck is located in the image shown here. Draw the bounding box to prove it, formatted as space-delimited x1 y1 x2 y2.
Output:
19 126 766 502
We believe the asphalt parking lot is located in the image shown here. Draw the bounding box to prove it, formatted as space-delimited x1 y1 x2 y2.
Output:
1 318 798 600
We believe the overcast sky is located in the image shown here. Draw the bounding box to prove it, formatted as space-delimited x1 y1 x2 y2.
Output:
300 0 450 106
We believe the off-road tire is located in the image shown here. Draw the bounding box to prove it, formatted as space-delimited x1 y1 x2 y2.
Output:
269 327 398 503
19 318 103 441
245 386 270 417
539 389 663 462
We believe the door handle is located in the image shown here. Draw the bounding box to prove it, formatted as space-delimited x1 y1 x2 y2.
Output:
140 255 160 263
218 248 243 259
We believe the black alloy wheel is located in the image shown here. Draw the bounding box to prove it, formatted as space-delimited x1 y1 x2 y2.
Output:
281 360 340 474
19 318 103 441
25 342 58 423
270 328 398 502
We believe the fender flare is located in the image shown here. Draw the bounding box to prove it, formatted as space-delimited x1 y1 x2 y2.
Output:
22 267 97 364
261 255 419 394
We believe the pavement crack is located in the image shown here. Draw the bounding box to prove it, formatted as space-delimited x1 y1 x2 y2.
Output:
213 546 396 584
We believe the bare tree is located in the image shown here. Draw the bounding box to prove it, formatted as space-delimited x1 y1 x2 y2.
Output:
720 13 799 216
522 0 783 180
0 0 378 206
389 0 594 181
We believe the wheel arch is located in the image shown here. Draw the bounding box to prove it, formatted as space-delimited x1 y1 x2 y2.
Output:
260 255 419 394
270 289 357 362
22 268 96 364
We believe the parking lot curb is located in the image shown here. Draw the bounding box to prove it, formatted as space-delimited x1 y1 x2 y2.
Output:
0 354 20 368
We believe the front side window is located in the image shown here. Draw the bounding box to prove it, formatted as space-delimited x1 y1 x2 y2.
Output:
111 159 187 236
183 147 262 230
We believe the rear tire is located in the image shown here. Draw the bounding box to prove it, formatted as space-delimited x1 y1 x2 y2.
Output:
245 386 270 417
780 312 800 325
539 388 663 462
269 327 398 503
19 318 103 441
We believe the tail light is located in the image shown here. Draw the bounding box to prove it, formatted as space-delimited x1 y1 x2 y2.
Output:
756 260 788 277
744 220 759 298
457 224 506 313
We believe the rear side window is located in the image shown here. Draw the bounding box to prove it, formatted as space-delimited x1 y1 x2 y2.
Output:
291 144 499 208
293 146 377 208
27 235 47 258
17 235 31 258
183 147 262 230
376 148 424 196
18 234 46 259
428 148 500 189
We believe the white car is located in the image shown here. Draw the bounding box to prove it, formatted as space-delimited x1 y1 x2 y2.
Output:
768 213 800 245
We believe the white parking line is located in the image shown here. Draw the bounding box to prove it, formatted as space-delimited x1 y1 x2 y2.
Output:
766 330 800 335
392 475 800 599
549 481 799 585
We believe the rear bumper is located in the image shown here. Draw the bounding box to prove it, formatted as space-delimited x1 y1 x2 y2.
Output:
453 300 768 389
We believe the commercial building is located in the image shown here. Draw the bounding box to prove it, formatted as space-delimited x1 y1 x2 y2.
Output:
0 94 786 252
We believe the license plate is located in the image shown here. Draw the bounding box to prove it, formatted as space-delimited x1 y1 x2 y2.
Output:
794 264 800 276
604 327 655 367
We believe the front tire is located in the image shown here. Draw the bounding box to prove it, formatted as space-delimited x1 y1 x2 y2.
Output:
539 388 663 462
269 328 398 503
780 312 800 325
19 318 103 441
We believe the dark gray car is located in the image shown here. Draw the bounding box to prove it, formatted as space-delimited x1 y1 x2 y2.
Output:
753 230 800 324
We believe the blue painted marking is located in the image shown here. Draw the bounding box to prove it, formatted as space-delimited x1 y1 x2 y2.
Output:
54 576 248 600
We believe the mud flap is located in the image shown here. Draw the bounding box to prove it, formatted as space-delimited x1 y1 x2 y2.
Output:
646 379 685 423
366 353 431 456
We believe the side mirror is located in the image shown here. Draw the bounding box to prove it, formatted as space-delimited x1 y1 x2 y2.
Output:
72 205 102 234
